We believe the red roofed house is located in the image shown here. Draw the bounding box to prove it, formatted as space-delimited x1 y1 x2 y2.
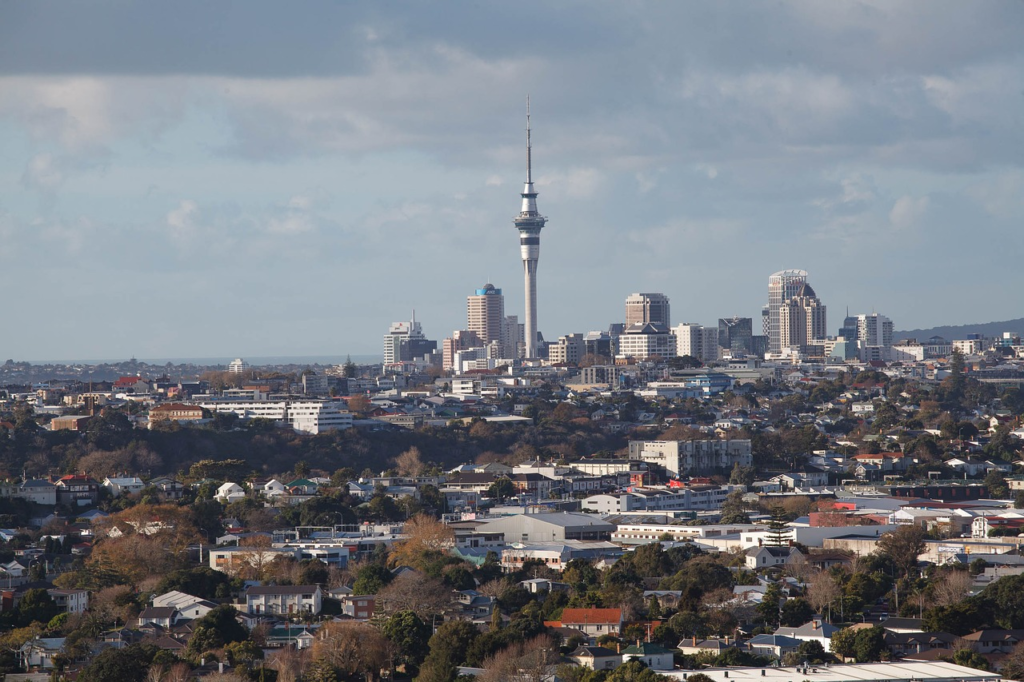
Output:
551 608 623 637
54 475 100 506
113 376 151 394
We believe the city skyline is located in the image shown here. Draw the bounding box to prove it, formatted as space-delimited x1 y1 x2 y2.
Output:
2 2 1023 359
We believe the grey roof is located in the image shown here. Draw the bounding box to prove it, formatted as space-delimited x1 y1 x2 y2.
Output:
748 634 802 648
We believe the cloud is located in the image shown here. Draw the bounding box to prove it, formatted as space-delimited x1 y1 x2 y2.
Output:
166 200 199 242
889 195 929 229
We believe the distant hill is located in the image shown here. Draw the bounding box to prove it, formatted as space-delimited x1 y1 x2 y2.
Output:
894 318 1024 342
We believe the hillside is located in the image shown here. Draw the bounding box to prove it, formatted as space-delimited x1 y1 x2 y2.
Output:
894 317 1024 342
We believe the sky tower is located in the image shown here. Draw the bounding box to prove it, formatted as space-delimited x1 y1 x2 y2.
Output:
513 97 547 358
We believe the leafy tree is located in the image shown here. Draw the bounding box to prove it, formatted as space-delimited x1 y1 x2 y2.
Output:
795 639 829 664
486 477 515 502
17 588 61 627
951 648 990 671
78 643 157 682
156 566 235 600
756 583 782 627
852 626 886 662
780 598 814 627
985 470 1010 498
383 610 431 674
418 620 481 682
719 490 750 524
606 659 663 681
193 605 248 646
353 562 394 595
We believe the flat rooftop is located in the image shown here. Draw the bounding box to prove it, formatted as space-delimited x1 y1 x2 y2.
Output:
659 662 999 682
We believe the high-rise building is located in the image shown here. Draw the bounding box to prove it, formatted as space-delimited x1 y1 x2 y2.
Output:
513 98 548 358
467 284 505 347
502 315 525 359
617 323 676 360
767 270 809 354
857 312 894 361
442 330 481 372
625 293 671 328
673 323 719 363
777 284 827 351
383 312 436 365
718 317 753 355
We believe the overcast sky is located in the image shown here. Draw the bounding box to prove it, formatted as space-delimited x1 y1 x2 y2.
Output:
2 1 1023 360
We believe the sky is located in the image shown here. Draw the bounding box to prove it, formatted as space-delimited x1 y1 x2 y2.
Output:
2 1 1023 361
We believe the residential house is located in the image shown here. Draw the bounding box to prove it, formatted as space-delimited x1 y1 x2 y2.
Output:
745 546 804 570
47 588 88 614
16 480 56 506
340 594 375 620
243 585 323 616
555 608 623 637
150 476 185 500
54 475 99 506
138 607 180 628
774 618 838 652
746 634 802 660
622 642 674 670
215 482 246 504
19 637 65 669
569 645 621 671
267 624 317 649
102 476 146 498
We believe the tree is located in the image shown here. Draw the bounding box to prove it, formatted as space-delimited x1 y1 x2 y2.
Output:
765 506 791 547
388 514 455 569
16 588 60 627
78 644 157 682
931 569 973 607
383 610 431 674
376 572 453 620
396 447 426 477
719 490 750 525
486 477 515 502
310 622 389 680
342 356 357 378
607 659 663 681
756 583 782 627
477 634 559 682
876 526 925 576
985 470 1010 498
417 620 480 682
795 639 828 664
1001 641 1024 681
808 571 842 621
950 648 990 671
353 562 393 595
780 598 814 627
829 627 857 661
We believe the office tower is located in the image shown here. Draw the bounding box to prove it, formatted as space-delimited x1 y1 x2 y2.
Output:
467 284 505 347
617 323 675 360
513 98 548 358
442 330 482 372
778 284 827 350
502 315 525 359
625 293 671 328
767 270 809 353
383 312 436 364
838 308 858 340
857 312 894 361
718 317 753 355
674 323 719 363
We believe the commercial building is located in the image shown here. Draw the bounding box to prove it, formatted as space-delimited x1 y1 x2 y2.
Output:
674 323 719 363
467 284 505 350
628 439 753 478
857 313 894 361
479 512 615 543
718 317 753 356
778 283 827 352
767 269 809 354
549 333 586 365
383 313 436 365
625 293 671 328
194 400 352 434
617 323 675 361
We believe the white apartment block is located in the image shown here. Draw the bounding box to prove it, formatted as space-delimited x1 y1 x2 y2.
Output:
582 486 732 514
628 439 753 478
673 323 719 363
194 400 351 434
953 339 985 355
243 585 322 616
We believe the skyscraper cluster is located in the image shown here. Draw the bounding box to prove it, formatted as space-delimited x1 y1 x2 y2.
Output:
379 105 898 374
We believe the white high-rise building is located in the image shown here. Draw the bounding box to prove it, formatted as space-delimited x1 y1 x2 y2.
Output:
778 284 827 351
467 284 505 348
383 313 428 365
767 270 809 354
673 324 719 363
857 313 894 361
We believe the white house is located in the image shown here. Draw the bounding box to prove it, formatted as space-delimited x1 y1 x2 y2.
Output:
19 637 65 669
215 482 246 503
774 617 839 652
243 585 323 616
622 642 674 670
103 476 146 497
47 589 89 614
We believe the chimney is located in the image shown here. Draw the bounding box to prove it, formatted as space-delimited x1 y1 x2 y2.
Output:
762 671 766 677
693 635 697 646
617 642 621 653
